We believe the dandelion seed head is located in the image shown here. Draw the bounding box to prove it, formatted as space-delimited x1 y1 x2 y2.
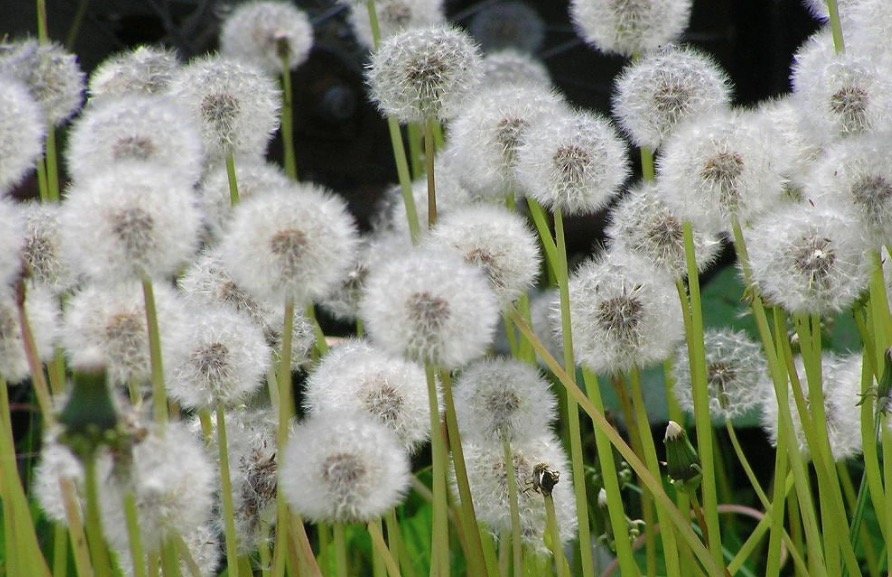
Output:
0 39 85 125
220 1 314 75
343 0 444 49
480 49 551 89
89 45 179 101
0 77 44 195
570 0 692 57
468 1 545 54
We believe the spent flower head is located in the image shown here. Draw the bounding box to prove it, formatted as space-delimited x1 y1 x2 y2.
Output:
468 1 546 54
220 0 314 75
0 77 44 195
88 45 179 101
570 0 693 57
480 49 551 90
280 411 411 523
0 198 23 287
0 39 85 125
21 202 76 293
367 25 483 123
344 0 445 49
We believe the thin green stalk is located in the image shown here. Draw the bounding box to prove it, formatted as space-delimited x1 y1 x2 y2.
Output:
664 360 695 577
48 348 66 397
839 463 880 577
53 523 68 577
4 491 20 577
514 294 536 364
280 49 298 180
225 152 240 206
124 491 148 577
46 128 61 201
723 420 769 506
259 522 272 577
16 281 55 426
36 0 49 42
141 276 168 426
407 123 423 180
868 250 892 365
424 118 437 228
543 494 571 577
84 457 114 577
160 538 183 577
883 416 892 574
37 154 50 202
439 370 489 577
682 222 723 568
825 0 846 53
369 521 402 577
386 509 418 577
272 297 296 577
640 146 655 182
214 406 240 577
501 436 523 577
334 524 348 577
305 304 329 356
60 478 94 577
511 310 725 577
425 364 449 577
65 0 90 48
524 197 559 268
629 368 681 577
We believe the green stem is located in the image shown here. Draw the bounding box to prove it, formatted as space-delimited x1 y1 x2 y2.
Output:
36 0 49 42
334 523 348 577
723 420 769 506
260 521 272 577
37 154 50 202
280 51 298 180
214 405 240 577
439 370 489 577
543 494 571 577
682 222 723 567
640 146 655 182
65 0 90 49
160 538 182 577
272 297 296 577
386 509 418 577
525 197 559 270
305 304 329 356
825 0 846 53
46 127 60 202
407 123 423 180
15 281 55 426
124 491 147 577
425 364 449 577
424 118 437 228
141 276 168 426
59 478 94 577
52 523 68 577
369 521 401 577
225 152 240 206
501 436 523 577
83 457 114 577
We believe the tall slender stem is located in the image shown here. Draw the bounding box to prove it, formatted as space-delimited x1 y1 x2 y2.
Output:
501 436 523 577
425 364 449 577
15 281 55 426
334 523 348 577
124 491 147 577
141 276 168 426
225 152 240 206
280 49 298 180
825 0 846 53
424 118 437 228
368 521 402 577
214 405 240 577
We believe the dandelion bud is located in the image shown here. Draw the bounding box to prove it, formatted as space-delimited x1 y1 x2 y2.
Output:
746 203 871 315
343 0 445 49
663 421 701 492
280 411 411 523
304 339 434 452
89 45 179 101
612 45 731 150
220 1 314 75
21 202 75 293
0 285 59 384
515 107 629 215
59 163 202 283
606 181 722 280
480 49 551 90
570 0 692 57
0 39 85 125
426 204 540 306
167 56 281 161
566 250 683 374
453 357 557 443
0 77 44 195
672 329 769 422
58 370 119 457
219 184 359 306
367 25 483 123
360 247 499 368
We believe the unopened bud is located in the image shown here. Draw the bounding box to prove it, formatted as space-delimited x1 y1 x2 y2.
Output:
663 420 701 493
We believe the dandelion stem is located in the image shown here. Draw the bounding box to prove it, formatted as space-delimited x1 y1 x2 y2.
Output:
424 118 437 228
52 523 68 577
501 436 523 577
386 509 417 577
334 523 348 577
84 456 115 577
60 478 93 577
369 521 402 577
214 405 240 577
37 153 50 202
273 297 296 577
124 491 147 577
226 152 240 206
640 146 655 182
15 279 55 426
141 275 168 426
825 0 846 54
543 493 571 577
160 538 182 577
64 0 90 49
424 364 449 577
280 50 298 180
45 127 61 201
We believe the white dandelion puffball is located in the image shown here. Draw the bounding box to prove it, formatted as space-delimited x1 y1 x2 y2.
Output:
0 39 85 125
791 30 892 146
605 181 722 280
0 198 23 287
165 306 271 410
220 0 314 75
219 184 359 306
656 109 789 233
749 96 822 195
0 285 59 384
66 95 204 185
304 339 434 453
804 133 892 247
280 411 411 523
89 45 179 101
99 422 215 555
367 25 483 123
570 0 693 57
453 357 557 443
567 249 683 374
515 107 629 215
33 432 86 523
59 163 202 283
612 45 731 150
801 0 860 22
345 0 445 49
167 56 281 160
761 353 863 461
62 282 184 385
360 247 500 368
459 433 577 554
448 83 567 200
480 49 551 90
672 328 769 422
0 78 44 195
426 204 540 306
745 203 871 316
21 202 76 293
847 0 892 61
198 158 291 238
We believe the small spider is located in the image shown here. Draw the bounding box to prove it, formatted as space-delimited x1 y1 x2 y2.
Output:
526 463 560 497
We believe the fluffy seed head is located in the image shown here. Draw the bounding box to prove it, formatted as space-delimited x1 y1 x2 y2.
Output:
384 159 474 235
280 411 411 523
0 198 24 287
219 184 359 305
459 434 576 554
656 109 789 232
468 1 546 54
745 203 871 315
220 1 314 75
480 49 551 89
606 181 722 279
367 25 483 122
33 432 86 523
453 357 557 443
0 39 85 125
167 56 281 160
21 202 76 293
344 0 445 49
59 163 202 283
566 250 683 374
0 77 44 195
672 329 769 421
426 204 540 305
570 0 693 57
304 339 434 453
612 45 731 150
360 247 499 368
515 108 629 215
67 95 204 185
88 45 179 101
0 286 59 384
